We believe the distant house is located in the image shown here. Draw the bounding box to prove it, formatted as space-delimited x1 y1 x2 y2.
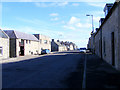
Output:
33 34 51 51
4 30 40 57
0 29 9 59
51 39 67 52
69 44 73 51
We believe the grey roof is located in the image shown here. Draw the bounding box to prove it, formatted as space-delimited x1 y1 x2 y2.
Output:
0 29 9 38
4 30 38 41
55 41 66 47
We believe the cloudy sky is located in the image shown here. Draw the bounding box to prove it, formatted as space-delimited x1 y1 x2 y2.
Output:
1 0 115 48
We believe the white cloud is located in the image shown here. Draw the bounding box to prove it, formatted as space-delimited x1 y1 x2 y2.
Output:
57 2 68 6
63 16 91 31
51 17 59 21
63 25 76 30
93 16 101 23
76 23 82 28
49 13 59 17
34 2 68 7
68 16 80 24
87 2 106 8
72 3 80 6
2 27 15 30
34 2 48 7
16 17 44 25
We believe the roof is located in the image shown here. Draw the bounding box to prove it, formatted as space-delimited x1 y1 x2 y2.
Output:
55 41 62 46
0 29 9 38
4 30 38 41
95 1 120 36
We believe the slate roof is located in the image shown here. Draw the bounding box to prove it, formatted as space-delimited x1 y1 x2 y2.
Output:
55 41 62 46
4 30 38 41
0 29 9 38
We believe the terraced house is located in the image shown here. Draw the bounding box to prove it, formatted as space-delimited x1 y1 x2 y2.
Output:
33 34 51 51
88 0 120 70
0 29 9 59
4 30 41 57
51 39 67 52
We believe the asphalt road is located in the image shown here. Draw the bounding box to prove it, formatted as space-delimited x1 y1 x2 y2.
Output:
2 51 85 88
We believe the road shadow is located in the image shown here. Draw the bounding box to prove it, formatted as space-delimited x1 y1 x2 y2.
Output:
2 52 83 88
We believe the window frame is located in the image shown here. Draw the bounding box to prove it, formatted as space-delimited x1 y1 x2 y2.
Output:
26 40 28 44
44 40 47 44
0 47 3 56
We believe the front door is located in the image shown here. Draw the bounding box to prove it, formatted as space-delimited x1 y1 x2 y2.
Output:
111 32 115 66
20 46 24 56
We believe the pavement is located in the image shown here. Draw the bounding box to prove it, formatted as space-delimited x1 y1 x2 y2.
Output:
0 52 58 64
86 54 120 88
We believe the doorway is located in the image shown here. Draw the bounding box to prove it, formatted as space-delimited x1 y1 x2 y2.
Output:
19 39 25 56
111 32 115 66
20 46 24 56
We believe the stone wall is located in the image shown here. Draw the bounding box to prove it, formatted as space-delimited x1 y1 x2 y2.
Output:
34 34 51 51
0 38 9 59
24 40 40 55
101 2 120 69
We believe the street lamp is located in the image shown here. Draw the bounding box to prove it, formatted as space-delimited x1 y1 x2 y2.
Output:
86 14 94 33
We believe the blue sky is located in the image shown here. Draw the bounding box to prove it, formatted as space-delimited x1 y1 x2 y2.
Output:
1 0 115 48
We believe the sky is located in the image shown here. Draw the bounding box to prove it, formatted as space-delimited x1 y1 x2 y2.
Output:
1 0 115 48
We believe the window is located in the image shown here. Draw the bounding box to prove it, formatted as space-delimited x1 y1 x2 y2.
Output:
44 40 47 44
103 37 106 56
29 40 31 44
21 39 24 46
0 47 3 56
26 40 28 44
40 39 42 44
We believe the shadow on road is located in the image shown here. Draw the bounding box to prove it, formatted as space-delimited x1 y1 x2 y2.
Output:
2 52 84 88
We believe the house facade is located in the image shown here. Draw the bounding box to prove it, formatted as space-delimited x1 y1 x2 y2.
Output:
0 29 9 59
88 32 95 53
69 43 74 50
33 34 51 51
4 30 41 57
88 1 120 70
51 39 67 52
101 2 120 69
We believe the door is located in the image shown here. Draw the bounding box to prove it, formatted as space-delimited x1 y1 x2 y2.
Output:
20 46 24 56
111 32 115 66
19 39 25 56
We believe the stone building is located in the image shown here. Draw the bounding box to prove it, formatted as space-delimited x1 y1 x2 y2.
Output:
92 1 120 70
51 39 67 52
69 43 74 51
87 32 95 53
4 30 41 57
33 34 51 51
0 29 9 59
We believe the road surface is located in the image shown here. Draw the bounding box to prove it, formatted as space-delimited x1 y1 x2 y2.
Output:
2 51 85 88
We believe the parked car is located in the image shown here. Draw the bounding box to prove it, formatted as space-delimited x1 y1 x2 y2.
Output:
79 48 86 53
41 49 50 54
86 49 90 53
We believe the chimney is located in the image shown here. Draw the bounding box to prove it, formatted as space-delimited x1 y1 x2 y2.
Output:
116 0 120 2
52 39 54 42
57 40 59 42
99 18 104 26
104 3 113 17
96 28 99 32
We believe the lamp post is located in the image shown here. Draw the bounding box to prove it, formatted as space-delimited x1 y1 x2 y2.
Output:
86 14 95 53
86 14 94 33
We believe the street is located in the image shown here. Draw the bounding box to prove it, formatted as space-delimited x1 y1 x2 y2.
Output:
2 51 85 88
